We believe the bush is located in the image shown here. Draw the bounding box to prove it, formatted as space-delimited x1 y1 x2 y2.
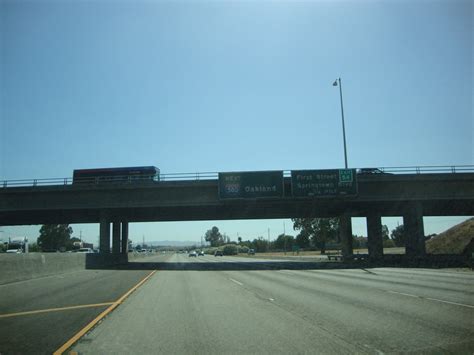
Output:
205 248 218 255
383 239 396 248
239 246 249 254
28 243 40 252
222 244 238 255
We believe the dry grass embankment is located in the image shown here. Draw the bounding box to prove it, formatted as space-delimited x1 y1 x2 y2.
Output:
426 217 474 255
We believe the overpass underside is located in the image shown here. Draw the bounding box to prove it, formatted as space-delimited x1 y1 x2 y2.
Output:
0 198 470 224
1 174 473 261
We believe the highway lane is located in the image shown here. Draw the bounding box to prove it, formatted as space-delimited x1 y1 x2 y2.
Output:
71 253 474 354
0 253 171 355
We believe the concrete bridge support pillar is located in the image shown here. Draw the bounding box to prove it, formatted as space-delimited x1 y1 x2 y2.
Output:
99 214 110 253
339 214 353 257
112 222 121 254
121 222 129 254
367 214 384 261
403 202 426 258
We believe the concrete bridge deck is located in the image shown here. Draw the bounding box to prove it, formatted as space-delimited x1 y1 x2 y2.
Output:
1 173 473 225
1 172 472 260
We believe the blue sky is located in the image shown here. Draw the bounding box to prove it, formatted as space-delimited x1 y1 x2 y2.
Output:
1 0 472 246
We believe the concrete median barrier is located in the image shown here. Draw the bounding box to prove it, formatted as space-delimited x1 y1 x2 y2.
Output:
0 251 163 284
0 253 90 285
0 253 135 285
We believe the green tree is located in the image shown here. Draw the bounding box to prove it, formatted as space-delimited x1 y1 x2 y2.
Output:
391 224 406 247
295 231 311 249
353 236 368 249
205 226 223 247
251 237 269 252
29 243 40 252
292 218 339 254
37 224 73 251
383 239 396 248
273 234 295 251
382 225 390 240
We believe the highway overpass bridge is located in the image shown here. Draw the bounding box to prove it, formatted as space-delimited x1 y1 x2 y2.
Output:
1 170 473 261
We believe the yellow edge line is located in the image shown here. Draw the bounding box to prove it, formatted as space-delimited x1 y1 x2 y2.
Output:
53 270 157 355
0 303 114 319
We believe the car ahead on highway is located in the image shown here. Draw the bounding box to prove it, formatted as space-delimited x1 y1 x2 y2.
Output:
198 251 205 256
189 251 197 257
214 250 223 257
248 249 255 255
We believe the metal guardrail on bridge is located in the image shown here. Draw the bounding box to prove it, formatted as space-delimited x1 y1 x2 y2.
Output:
1 165 473 188
376 165 474 174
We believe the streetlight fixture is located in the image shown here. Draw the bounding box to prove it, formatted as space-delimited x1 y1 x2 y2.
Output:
333 78 348 169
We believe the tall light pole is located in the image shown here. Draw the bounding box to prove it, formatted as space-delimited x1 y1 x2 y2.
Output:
333 78 348 169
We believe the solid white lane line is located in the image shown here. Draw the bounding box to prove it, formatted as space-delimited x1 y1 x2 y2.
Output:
386 290 420 298
425 297 474 309
229 278 243 286
386 290 474 309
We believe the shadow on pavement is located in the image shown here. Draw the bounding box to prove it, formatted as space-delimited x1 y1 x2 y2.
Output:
121 261 363 271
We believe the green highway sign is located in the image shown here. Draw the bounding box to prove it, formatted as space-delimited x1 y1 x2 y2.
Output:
291 169 357 197
218 171 284 199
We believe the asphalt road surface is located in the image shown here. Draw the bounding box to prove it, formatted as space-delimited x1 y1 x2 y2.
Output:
69 253 473 354
0 253 170 355
1 253 473 354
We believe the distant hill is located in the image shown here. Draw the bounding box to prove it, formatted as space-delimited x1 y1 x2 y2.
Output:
426 218 474 255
